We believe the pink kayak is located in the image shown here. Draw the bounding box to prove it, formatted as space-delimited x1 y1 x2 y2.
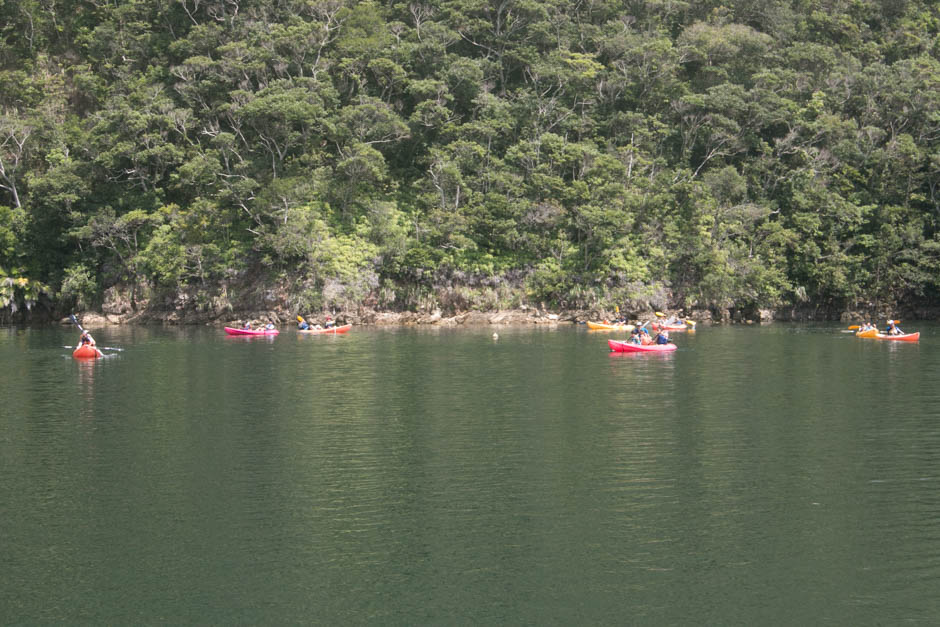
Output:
224 327 279 336
608 339 677 353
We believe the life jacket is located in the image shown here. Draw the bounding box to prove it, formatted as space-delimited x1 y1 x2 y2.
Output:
656 334 669 345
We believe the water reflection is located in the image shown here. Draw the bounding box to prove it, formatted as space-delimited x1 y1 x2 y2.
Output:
224 335 278 343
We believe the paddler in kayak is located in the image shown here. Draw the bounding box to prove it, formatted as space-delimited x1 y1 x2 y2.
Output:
243 321 253 330
655 329 670 345
297 315 323 330
76 330 103 357
324 315 335 329
614 306 628 326
628 328 642 344
265 322 276 331
885 320 903 335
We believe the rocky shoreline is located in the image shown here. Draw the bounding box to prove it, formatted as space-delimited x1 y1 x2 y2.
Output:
41 282 938 328
62 304 895 329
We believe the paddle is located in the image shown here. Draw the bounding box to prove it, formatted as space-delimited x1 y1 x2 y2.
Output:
847 325 859 330
70 314 104 357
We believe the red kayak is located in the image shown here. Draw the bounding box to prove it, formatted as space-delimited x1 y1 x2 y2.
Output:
608 339 677 353
298 324 351 334
224 327 280 336
73 345 102 359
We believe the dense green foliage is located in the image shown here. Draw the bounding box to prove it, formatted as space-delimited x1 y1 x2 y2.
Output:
1 0 939 317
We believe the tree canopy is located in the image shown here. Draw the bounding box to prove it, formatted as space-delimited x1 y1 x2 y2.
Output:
1 0 939 318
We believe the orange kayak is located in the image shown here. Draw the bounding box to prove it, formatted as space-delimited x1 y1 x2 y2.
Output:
652 323 691 332
587 321 634 331
73 345 101 359
855 328 877 338
298 324 351 334
874 332 919 342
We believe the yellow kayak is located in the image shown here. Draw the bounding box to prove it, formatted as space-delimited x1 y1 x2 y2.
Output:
587 321 635 331
855 328 877 338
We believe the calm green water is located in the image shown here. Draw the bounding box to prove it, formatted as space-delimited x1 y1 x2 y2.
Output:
2 323 939 624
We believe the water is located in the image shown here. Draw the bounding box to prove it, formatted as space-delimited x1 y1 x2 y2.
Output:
2 323 939 624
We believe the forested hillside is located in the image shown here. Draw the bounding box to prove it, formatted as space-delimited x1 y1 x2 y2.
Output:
1 0 939 321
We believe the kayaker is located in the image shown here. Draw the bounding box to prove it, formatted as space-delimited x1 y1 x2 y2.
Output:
628 328 641 344
324 315 335 329
265 322 276 331
885 320 903 335
76 330 96 351
298 318 310 330
243 321 252 330
639 327 652 345
655 330 670 345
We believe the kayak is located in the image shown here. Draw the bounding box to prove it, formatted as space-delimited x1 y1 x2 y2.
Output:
874 331 919 342
73 345 101 359
608 339 677 353
587 321 635 331
298 324 351 334
224 327 280 336
652 323 691 332
855 328 878 338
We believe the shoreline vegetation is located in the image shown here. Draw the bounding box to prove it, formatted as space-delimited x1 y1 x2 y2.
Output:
48 279 929 329
2 2 939 325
